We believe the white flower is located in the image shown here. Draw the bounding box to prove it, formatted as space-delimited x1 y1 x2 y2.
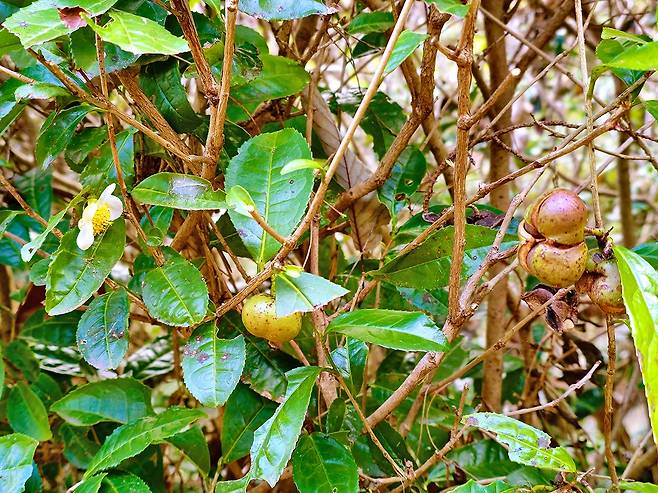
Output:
77 184 123 250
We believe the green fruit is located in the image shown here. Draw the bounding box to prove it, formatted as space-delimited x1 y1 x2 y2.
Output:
242 293 302 344
524 241 588 288
526 189 588 245
575 250 625 314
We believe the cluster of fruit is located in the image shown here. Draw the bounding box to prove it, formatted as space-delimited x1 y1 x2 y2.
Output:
518 189 625 315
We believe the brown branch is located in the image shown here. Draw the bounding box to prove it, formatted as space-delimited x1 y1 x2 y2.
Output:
0 173 58 236
507 361 600 416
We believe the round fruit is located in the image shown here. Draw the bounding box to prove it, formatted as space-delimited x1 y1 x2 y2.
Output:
575 250 625 314
525 189 588 245
523 241 588 288
242 293 302 344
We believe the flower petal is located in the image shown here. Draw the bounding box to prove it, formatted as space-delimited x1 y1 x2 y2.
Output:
104 194 124 220
76 223 95 250
98 183 117 203
80 201 98 224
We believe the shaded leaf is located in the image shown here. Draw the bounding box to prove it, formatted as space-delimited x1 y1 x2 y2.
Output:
35 104 92 168
221 384 276 464
330 338 368 396
8 382 51 441
80 128 135 193
292 433 358 493
51 377 153 426
167 426 210 476
374 225 512 290
77 288 129 370
140 60 205 135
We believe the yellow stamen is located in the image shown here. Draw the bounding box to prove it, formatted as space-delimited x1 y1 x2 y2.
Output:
92 204 112 234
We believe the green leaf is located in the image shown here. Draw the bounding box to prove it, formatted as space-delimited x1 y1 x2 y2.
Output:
448 480 514 493
45 218 125 315
51 378 153 426
167 426 210 476
58 424 100 469
13 167 52 227
0 79 26 137
601 27 648 44
292 433 358 493
238 0 335 20
221 384 276 464
4 340 40 382
77 288 129 370
330 338 368 396
75 474 106 493
29 258 51 286
215 476 249 493
101 472 152 492
384 30 427 74
614 246 658 448
348 11 394 34
462 412 576 472
226 185 257 217
21 190 84 262
633 242 658 268
0 433 39 493
142 251 209 326
87 10 189 55
374 225 510 290
7 382 52 441
228 55 309 121
182 323 245 407
425 0 470 16
0 210 23 236
132 173 226 210
273 266 349 317
327 309 448 352
21 309 78 346
607 41 658 70
280 158 325 175
70 27 138 78
618 481 658 493
378 146 426 220
250 366 322 486
35 104 92 168
14 82 69 100
84 407 205 478
64 126 108 172
226 129 314 265
4 0 118 48
140 60 205 135
81 128 135 193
